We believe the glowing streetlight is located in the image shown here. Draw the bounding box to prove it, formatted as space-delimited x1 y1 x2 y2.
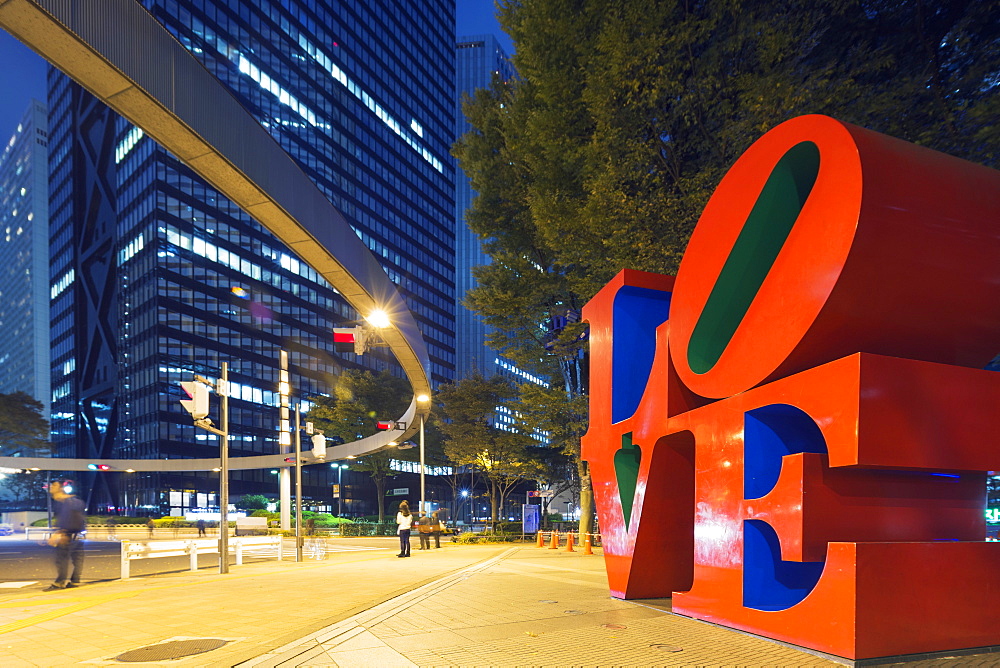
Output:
365 309 391 329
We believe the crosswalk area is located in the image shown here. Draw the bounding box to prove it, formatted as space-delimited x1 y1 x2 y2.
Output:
324 544 390 552
240 541 391 561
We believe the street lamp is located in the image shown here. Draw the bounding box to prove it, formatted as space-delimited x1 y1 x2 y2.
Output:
331 463 348 516
365 308 391 329
416 393 430 514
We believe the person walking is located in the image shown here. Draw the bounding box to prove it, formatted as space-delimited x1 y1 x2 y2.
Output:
396 501 413 558
196 519 206 537
430 511 443 549
44 481 86 591
416 511 431 550
146 518 155 539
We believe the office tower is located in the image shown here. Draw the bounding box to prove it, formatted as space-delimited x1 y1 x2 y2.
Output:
454 35 545 399
454 34 516 381
49 1 456 514
0 99 50 425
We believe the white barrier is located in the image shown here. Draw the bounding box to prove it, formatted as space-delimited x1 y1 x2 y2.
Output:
25 527 55 541
120 535 282 579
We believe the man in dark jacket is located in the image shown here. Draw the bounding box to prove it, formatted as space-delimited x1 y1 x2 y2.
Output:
415 511 432 550
45 481 86 591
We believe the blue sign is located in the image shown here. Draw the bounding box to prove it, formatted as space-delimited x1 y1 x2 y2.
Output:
523 504 540 533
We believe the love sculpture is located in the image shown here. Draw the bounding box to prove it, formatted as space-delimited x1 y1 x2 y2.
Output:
582 114 1000 661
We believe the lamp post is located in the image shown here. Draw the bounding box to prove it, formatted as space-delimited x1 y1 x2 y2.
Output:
336 464 347 516
219 362 230 573
294 403 303 563
416 394 430 514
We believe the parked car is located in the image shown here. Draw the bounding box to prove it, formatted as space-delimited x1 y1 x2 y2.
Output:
0 524 14 536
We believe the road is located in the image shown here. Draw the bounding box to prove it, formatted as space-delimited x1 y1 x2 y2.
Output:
0 535 399 587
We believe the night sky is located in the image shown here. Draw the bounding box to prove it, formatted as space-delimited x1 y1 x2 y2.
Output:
0 0 512 143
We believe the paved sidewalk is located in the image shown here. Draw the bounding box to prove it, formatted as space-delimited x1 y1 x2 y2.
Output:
1 540 996 666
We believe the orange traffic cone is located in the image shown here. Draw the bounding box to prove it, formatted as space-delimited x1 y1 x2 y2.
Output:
536 531 545 548
583 534 593 555
566 532 575 552
549 531 559 549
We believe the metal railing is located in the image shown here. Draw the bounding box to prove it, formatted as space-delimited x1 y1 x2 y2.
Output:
119 535 282 579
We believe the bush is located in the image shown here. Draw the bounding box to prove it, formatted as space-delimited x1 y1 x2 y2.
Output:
153 517 192 528
340 521 396 537
493 522 524 534
236 494 270 511
451 531 523 544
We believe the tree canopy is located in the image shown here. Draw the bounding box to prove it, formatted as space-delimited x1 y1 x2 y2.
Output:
436 373 541 524
453 0 998 534
0 392 49 455
306 369 412 521
306 369 410 443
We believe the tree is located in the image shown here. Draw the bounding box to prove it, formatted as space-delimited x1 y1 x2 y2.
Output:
236 494 269 511
306 369 412 521
517 382 588 527
347 450 396 522
455 0 999 540
0 470 48 507
436 374 541 526
306 369 411 443
0 392 50 455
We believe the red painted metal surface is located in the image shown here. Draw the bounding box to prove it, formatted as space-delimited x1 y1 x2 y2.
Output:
668 115 1000 400
581 115 1000 660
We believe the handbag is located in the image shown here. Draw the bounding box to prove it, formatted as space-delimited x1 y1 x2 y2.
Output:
47 531 68 547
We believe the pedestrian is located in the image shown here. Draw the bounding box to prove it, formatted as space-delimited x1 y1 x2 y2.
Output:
430 511 443 549
44 481 86 591
396 500 413 558
146 518 155 539
106 516 117 541
305 517 315 536
196 519 206 537
416 511 431 550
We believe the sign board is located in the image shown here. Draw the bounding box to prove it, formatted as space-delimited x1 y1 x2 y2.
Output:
387 488 409 496
523 504 540 534
332 484 340 499
527 490 554 498
235 516 267 536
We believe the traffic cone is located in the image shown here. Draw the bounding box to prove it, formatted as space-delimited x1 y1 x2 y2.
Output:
549 531 559 549
583 534 593 555
566 532 575 552
536 531 545 548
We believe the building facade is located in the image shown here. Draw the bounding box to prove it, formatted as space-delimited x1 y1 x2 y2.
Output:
454 35 515 381
49 0 456 515
0 99 49 421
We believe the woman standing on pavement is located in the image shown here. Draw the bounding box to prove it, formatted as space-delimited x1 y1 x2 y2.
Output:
396 501 413 558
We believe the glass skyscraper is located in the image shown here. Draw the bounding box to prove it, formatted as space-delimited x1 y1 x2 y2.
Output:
455 34 515 382
49 1 456 514
0 99 49 424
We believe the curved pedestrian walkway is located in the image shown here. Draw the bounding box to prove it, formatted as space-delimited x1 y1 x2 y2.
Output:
0 541 994 666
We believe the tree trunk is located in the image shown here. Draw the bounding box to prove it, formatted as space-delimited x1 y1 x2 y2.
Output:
374 476 387 523
490 480 500 527
576 459 594 543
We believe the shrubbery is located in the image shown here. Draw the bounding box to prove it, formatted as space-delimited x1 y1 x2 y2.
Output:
340 521 396 537
451 531 522 544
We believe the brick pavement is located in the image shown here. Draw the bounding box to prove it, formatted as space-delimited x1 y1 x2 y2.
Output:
240 545 845 668
1 538 998 666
